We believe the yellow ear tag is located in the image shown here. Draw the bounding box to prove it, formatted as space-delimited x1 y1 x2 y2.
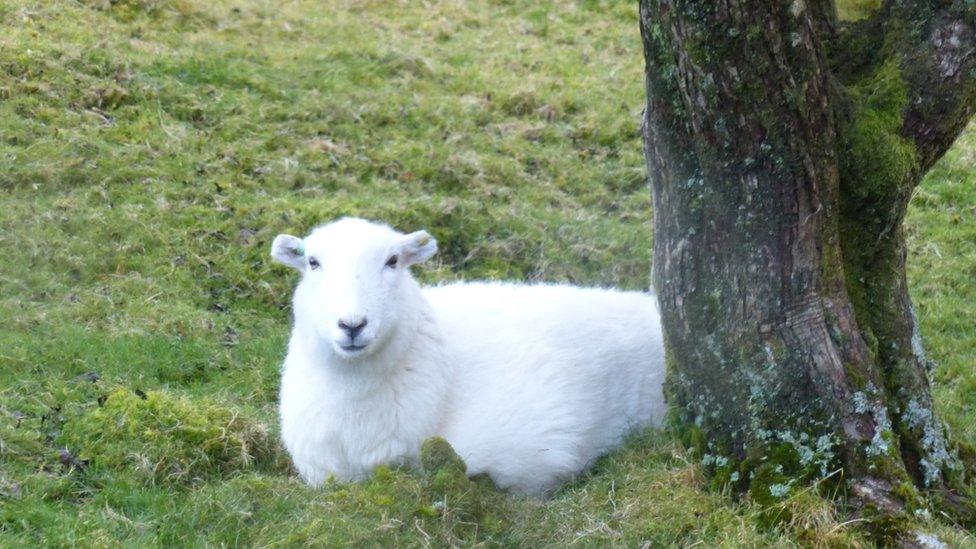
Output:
417 236 430 246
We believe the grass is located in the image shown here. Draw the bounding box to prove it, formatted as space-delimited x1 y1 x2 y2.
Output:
0 0 973 545
837 0 881 21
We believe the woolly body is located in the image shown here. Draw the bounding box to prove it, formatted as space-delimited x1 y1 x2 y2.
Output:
274 218 666 495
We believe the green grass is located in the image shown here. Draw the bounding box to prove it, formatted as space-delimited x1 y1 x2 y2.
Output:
837 0 882 21
1 0 973 545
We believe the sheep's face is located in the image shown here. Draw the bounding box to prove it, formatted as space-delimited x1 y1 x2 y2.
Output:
271 218 437 360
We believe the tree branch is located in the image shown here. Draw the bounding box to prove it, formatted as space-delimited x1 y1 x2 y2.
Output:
831 0 976 501
808 0 839 42
888 1 976 171
830 2 975 172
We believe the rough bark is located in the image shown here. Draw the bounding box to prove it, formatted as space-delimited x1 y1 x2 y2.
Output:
832 0 976 520
639 0 976 536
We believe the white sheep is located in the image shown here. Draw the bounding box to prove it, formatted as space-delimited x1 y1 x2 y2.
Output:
272 217 666 496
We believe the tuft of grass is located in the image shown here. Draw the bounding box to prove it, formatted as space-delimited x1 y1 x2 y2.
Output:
0 0 973 546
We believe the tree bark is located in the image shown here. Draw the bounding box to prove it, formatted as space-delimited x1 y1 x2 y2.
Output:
639 0 976 535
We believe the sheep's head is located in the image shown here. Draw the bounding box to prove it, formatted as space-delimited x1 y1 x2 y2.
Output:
271 217 437 360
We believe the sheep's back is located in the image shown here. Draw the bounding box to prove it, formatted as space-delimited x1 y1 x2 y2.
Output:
422 282 666 495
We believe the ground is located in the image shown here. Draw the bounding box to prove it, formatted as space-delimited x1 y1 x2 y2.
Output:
0 0 973 546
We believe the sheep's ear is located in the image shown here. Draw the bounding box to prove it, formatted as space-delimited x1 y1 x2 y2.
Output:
271 234 306 270
400 230 437 266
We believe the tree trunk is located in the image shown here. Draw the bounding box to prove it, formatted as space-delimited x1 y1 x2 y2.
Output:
638 0 976 536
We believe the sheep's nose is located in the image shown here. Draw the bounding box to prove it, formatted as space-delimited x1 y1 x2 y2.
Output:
338 318 368 339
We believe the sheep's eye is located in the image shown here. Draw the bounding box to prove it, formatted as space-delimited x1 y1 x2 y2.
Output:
308 257 321 270
385 255 398 269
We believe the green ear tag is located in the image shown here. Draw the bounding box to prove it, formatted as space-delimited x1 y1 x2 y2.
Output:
295 242 305 256
417 236 430 246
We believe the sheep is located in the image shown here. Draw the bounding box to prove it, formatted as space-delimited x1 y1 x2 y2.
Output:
271 217 667 496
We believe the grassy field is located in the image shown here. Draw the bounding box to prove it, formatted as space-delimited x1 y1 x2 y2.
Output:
0 0 973 545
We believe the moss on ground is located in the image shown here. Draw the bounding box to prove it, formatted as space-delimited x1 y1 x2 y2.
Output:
60 388 284 484
0 0 974 545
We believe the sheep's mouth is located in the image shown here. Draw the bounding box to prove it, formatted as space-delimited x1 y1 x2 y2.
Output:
339 343 367 352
